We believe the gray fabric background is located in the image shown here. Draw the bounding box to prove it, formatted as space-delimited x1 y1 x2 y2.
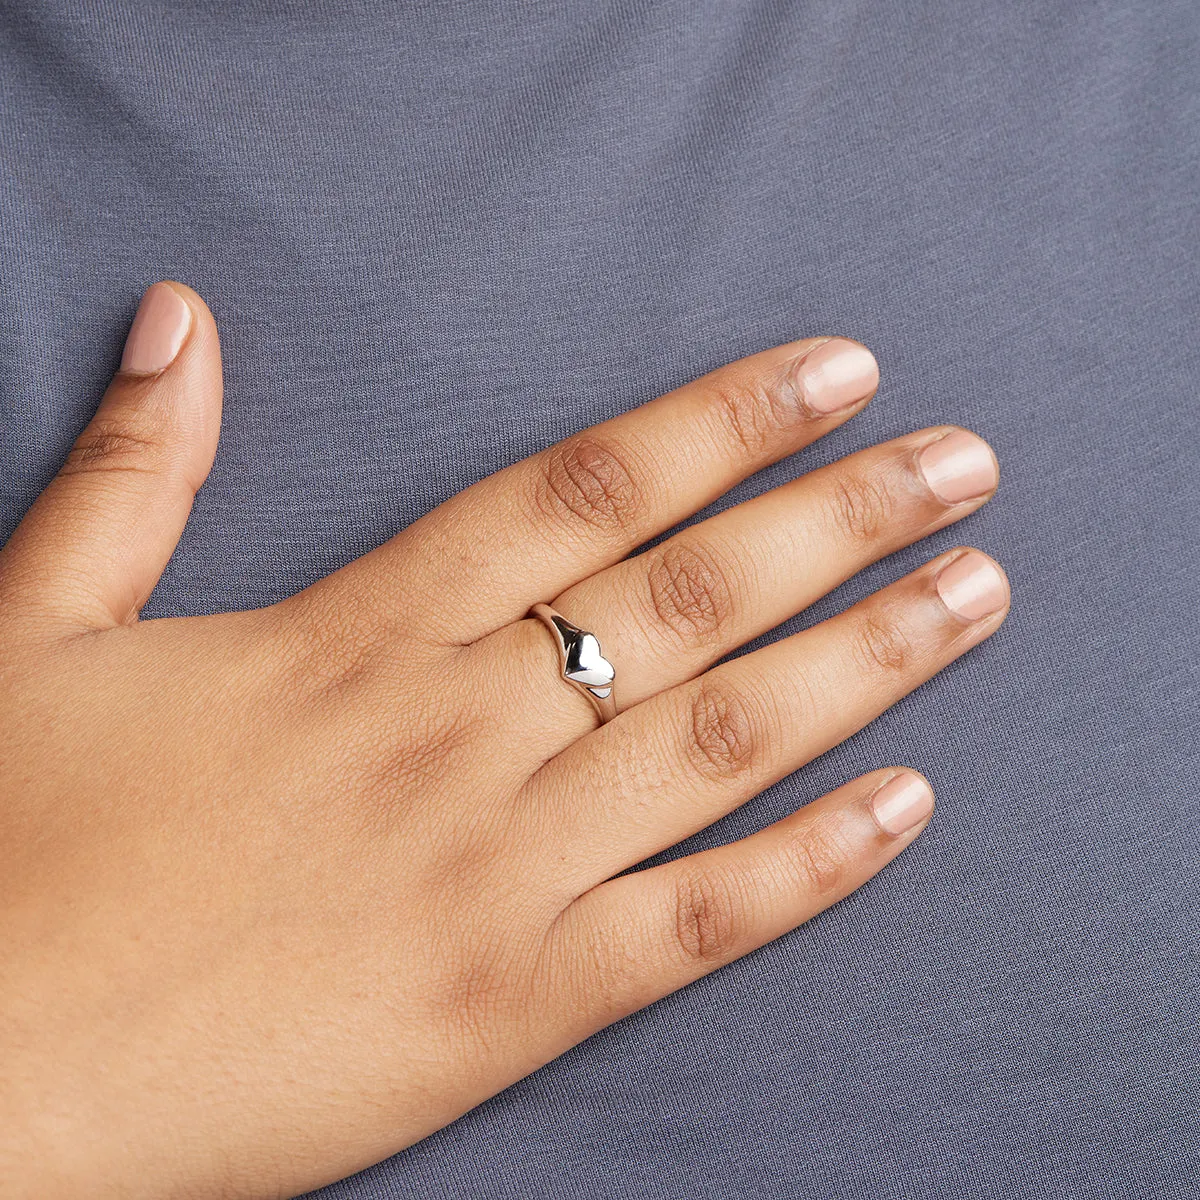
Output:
2 2 1198 1196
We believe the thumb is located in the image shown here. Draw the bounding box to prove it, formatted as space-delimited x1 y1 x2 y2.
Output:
0 281 223 631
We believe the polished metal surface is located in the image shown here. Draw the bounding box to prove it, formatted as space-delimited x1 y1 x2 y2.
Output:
529 603 617 725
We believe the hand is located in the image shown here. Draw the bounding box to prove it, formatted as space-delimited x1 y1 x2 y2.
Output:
0 283 1008 1198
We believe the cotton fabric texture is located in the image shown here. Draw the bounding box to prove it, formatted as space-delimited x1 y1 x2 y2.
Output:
1 2 1197 1196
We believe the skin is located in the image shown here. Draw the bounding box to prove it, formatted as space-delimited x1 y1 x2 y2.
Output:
0 283 1009 1198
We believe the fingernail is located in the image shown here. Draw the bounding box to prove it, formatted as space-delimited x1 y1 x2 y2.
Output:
119 283 191 376
918 430 998 504
793 338 879 414
935 551 1009 620
871 772 935 836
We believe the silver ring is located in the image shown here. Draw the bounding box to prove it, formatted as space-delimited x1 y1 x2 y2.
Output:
529 603 617 725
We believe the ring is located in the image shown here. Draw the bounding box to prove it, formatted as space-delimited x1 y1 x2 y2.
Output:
529 603 617 725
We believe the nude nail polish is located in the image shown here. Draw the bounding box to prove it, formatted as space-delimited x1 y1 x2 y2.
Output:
918 430 998 504
871 773 935 836
793 338 879 414
120 283 191 376
935 551 1009 620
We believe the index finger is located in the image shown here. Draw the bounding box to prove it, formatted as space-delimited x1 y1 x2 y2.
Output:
320 336 878 643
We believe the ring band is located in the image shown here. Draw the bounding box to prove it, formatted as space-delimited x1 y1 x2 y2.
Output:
529 603 617 725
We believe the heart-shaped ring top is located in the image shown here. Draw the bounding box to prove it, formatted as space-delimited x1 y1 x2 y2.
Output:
563 631 615 697
529 605 618 722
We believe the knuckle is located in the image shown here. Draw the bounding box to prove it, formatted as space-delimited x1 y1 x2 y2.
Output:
826 471 895 544
785 824 851 897
685 681 760 779
362 708 475 804
448 968 507 1047
568 919 633 1023
706 366 801 456
60 421 167 480
670 868 741 965
645 539 735 646
436 933 528 1052
274 593 388 702
535 436 642 536
852 608 913 675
